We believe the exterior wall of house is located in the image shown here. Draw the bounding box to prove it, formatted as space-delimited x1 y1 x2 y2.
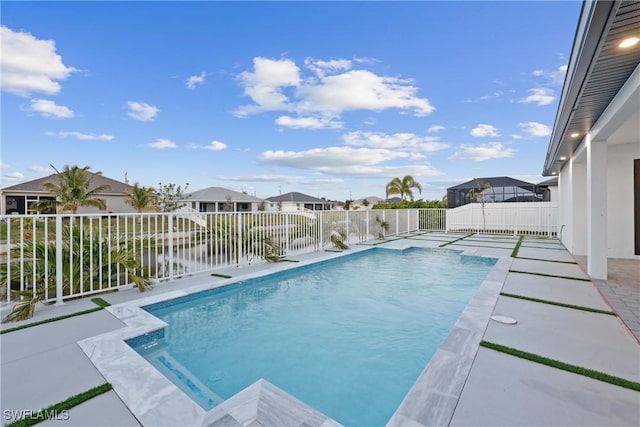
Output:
558 157 587 257
608 142 640 259
75 195 136 214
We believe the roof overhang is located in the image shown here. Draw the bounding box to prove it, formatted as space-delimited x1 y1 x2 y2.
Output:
543 0 640 176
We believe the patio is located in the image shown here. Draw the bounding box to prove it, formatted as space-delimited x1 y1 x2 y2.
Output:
1 232 638 426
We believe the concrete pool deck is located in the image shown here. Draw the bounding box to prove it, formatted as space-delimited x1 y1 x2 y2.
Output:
1 232 638 426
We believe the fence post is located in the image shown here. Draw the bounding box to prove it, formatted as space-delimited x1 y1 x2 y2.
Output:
345 210 350 244
168 214 174 280
55 215 64 306
365 210 370 239
285 212 290 254
237 213 243 266
319 211 324 250
395 210 399 237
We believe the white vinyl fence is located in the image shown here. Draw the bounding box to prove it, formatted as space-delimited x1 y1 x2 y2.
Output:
0 205 555 306
0 209 444 305
446 202 558 236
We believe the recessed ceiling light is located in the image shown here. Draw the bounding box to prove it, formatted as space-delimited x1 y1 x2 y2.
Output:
570 132 580 138
619 37 640 48
559 156 567 161
551 171 558 175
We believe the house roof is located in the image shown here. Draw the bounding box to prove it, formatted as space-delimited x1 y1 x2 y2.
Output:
186 187 264 202
538 177 559 186
1 172 132 195
544 0 640 176
265 192 328 203
447 176 535 191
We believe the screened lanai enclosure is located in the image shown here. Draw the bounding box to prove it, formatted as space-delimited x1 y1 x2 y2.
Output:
446 176 551 209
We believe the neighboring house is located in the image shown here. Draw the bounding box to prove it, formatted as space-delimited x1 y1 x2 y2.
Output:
0 172 135 214
446 177 549 209
538 177 558 202
265 192 332 211
186 187 265 212
543 0 640 279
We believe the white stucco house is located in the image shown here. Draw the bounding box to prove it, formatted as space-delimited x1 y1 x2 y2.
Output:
543 0 640 279
0 172 136 214
186 187 266 212
265 192 332 212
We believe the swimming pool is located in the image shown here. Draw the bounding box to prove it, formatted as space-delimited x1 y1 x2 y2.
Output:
130 247 496 426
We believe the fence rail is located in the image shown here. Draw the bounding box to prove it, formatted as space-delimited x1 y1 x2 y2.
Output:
0 204 555 307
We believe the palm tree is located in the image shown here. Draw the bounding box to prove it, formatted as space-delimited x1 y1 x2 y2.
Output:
2 224 151 322
385 175 422 201
32 165 111 214
124 183 160 213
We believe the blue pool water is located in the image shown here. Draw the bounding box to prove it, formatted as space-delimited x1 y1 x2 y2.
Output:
132 247 496 426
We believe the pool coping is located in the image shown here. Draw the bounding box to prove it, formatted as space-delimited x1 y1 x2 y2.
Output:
77 243 511 427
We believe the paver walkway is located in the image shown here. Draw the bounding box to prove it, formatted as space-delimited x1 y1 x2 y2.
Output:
1 233 638 426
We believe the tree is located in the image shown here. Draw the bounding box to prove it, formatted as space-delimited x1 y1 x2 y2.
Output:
385 175 422 201
156 182 190 212
32 165 111 214
2 224 151 322
124 183 160 213
344 199 353 210
467 178 493 232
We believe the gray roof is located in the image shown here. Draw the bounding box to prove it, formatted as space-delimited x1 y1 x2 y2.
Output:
538 177 559 186
448 177 535 191
266 192 329 203
544 1 640 175
186 186 264 202
1 172 132 195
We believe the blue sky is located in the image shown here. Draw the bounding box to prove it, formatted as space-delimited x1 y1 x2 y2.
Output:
1 1 582 201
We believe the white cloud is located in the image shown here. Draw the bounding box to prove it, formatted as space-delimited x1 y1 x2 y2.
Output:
29 165 50 173
0 171 25 182
186 72 206 89
127 101 159 121
28 99 74 118
45 131 114 141
297 70 434 116
235 57 301 116
470 124 500 137
275 115 343 130
304 58 352 77
259 146 407 168
520 88 555 106
258 146 442 177
218 174 344 185
342 131 448 152
449 142 514 162
0 162 9 169
235 57 434 118
147 139 177 149
189 140 227 151
1 26 76 96
519 122 551 137
512 134 523 139
531 65 567 85
427 125 445 133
